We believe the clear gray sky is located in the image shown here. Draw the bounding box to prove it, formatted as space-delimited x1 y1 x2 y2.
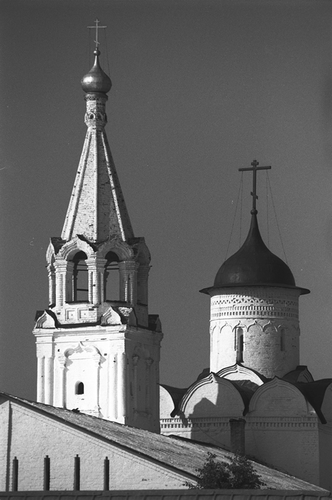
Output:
1 0 332 400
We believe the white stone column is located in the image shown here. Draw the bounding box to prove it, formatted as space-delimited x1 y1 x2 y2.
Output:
119 261 138 304
117 352 127 421
37 356 44 403
109 353 118 420
87 257 106 305
44 357 54 405
54 355 66 408
55 260 73 306
132 354 139 411
47 265 55 306
91 356 101 414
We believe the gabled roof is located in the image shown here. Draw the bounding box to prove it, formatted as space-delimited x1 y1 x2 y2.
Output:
1 392 326 490
282 366 314 384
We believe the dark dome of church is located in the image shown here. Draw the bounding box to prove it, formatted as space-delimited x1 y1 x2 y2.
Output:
201 213 309 295
81 49 112 94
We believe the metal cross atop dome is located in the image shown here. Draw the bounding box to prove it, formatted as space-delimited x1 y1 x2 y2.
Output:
239 159 271 214
87 19 107 50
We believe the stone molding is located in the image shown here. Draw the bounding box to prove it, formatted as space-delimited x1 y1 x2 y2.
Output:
160 415 318 431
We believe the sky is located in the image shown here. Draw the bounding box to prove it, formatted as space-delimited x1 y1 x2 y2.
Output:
1 0 332 400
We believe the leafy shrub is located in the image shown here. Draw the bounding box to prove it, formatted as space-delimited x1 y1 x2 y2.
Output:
186 452 265 489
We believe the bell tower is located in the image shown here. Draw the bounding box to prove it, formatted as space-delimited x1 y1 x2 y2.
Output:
33 29 162 432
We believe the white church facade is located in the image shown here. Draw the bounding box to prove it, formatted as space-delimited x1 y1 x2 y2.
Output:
1 27 331 492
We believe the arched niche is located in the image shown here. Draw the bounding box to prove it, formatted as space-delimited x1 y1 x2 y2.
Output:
179 374 245 419
75 381 84 395
248 378 315 418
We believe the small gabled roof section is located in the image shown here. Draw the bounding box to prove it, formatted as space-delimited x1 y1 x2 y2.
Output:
295 379 332 424
160 384 189 417
217 364 267 386
283 366 314 384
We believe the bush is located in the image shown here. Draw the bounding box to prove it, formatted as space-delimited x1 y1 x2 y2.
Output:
187 452 265 489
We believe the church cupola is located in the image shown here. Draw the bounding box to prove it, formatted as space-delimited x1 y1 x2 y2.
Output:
81 48 112 94
201 160 309 379
33 23 162 432
213 212 298 290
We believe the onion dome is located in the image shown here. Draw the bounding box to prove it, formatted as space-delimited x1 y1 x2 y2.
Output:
81 48 112 94
200 213 309 295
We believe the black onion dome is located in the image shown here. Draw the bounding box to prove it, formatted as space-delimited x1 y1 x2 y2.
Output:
200 214 309 295
81 49 112 94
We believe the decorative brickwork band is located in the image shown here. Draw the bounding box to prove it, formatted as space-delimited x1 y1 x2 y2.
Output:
211 288 300 321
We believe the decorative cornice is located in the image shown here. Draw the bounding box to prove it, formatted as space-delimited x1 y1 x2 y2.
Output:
211 288 299 321
160 415 318 430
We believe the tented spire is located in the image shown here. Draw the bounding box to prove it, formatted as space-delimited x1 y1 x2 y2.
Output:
61 45 134 243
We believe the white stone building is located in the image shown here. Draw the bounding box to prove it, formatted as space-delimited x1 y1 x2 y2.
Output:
0 33 330 493
160 167 332 489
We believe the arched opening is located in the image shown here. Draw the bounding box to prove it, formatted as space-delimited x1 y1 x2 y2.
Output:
104 251 120 302
72 251 88 302
236 327 244 364
75 381 84 395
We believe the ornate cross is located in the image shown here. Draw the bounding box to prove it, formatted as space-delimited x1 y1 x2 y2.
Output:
239 159 271 213
87 19 107 50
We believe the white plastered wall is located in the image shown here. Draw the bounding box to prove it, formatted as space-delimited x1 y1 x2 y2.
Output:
0 400 189 491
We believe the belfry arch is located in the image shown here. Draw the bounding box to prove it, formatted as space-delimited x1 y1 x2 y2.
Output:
72 251 88 302
104 251 120 302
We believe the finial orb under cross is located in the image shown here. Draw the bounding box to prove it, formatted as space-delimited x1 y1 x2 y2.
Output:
239 159 271 214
